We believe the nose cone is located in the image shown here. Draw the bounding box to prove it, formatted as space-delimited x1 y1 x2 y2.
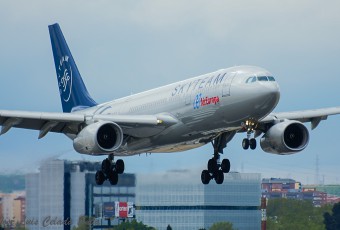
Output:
265 82 280 103
258 82 280 112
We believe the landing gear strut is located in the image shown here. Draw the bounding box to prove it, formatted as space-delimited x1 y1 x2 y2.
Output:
95 154 125 185
201 133 232 185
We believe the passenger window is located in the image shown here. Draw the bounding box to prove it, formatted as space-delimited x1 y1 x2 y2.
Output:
268 76 275 81
257 76 268 81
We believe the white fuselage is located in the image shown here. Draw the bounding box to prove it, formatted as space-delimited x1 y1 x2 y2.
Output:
79 65 280 156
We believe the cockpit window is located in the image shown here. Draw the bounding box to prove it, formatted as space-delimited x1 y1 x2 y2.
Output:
257 76 268 81
245 76 256 83
246 76 275 83
268 76 276 81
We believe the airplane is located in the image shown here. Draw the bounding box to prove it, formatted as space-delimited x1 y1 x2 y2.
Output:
1 23 340 186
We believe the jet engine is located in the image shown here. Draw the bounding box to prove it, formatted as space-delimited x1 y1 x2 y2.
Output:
260 120 309 155
73 121 123 154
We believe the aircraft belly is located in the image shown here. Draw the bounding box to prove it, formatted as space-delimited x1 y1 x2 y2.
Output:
113 121 223 156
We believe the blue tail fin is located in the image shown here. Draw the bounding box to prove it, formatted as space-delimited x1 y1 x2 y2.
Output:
48 23 97 113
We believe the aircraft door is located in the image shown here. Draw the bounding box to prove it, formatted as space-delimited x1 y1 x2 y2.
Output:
222 72 236 97
185 93 192 106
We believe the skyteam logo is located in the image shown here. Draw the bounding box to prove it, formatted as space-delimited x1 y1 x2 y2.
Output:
57 55 72 102
193 93 220 109
193 93 202 109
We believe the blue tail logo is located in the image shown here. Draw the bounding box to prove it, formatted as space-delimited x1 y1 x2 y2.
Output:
58 55 72 102
49 23 97 113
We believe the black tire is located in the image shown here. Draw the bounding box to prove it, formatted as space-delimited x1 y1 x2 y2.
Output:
101 158 111 174
250 138 257 150
215 170 224 184
207 159 218 173
242 138 250 150
115 159 125 174
221 159 231 173
95 171 105 185
108 171 118 185
201 170 210 185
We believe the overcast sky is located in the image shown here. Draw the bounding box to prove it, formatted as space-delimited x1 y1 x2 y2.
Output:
0 1 340 184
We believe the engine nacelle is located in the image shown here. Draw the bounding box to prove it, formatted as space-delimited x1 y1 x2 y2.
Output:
73 121 123 154
260 120 309 155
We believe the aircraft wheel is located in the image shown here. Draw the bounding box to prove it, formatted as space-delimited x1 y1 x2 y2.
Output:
95 171 105 185
221 159 230 173
108 170 118 185
250 138 257 150
242 138 250 150
102 158 111 174
207 159 218 173
201 170 211 185
115 159 125 174
215 170 224 184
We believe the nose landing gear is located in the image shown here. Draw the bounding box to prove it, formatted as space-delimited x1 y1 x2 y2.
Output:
242 119 258 150
242 137 257 150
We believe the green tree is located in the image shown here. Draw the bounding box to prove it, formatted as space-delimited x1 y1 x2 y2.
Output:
267 198 332 230
209 222 235 230
324 202 340 230
14 224 28 230
112 219 155 230
72 216 96 230
167 224 172 230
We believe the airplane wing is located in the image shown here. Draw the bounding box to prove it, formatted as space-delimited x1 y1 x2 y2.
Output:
260 107 340 129
0 110 178 139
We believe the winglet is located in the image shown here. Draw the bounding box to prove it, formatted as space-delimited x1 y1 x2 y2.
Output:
48 23 97 113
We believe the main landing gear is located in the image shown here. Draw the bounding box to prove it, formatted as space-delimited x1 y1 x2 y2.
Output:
95 154 125 185
201 157 230 185
242 119 258 150
201 133 231 185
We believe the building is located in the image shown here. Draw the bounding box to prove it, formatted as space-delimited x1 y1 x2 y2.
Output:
26 160 66 230
136 171 261 230
326 195 340 205
0 192 25 228
13 196 25 225
262 178 301 192
262 178 328 207
88 172 136 228
25 159 262 230
25 159 135 230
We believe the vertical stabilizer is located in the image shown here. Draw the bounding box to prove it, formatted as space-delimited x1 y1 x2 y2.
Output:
48 23 97 113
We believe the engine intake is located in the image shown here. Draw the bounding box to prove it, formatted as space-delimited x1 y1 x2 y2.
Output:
260 120 309 155
73 121 123 154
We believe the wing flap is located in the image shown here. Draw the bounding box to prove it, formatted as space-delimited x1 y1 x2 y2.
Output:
0 110 85 135
0 110 85 122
